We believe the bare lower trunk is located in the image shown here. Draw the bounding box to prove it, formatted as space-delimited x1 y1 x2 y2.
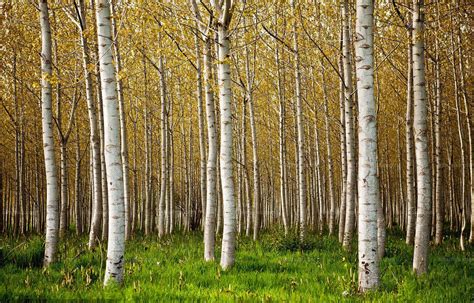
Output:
40 0 59 266
110 0 130 241
355 0 380 291
405 27 416 246
215 4 236 269
342 0 356 250
322 63 336 236
412 0 432 276
433 10 443 245
96 0 125 286
291 0 306 240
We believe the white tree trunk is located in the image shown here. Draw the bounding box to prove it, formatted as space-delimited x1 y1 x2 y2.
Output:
412 0 432 276
291 0 306 240
95 0 125 285
158 36 168 239
355 0 380 291
193 22 207 228
214 1 236 269
342 0 357 250
275 35 289 235
203 35 218 260
71 0 103 250
338 54 347 243
40 0 59 267
245 41 261 241
405 29 415 245
190 1 218 260
322 63 336 236
110 0 130 241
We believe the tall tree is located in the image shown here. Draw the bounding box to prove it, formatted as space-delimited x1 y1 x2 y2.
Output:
212 0 236 270
95 0 125 285
39 0 59 267
342 0 356 250
291 0 306 240
191 0 218 261
412 0 432 276
355 0 380 292
110 0 130 241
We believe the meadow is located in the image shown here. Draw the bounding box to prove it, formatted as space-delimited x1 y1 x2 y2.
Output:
0 230 472 302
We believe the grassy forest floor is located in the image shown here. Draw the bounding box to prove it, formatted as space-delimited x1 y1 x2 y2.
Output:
0 229 472 302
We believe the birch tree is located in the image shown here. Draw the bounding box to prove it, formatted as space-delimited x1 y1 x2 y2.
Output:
212 0 236 270
63 0 103 249
95 0 125 285
355 0 380 292
110 0 130 241
39 0 59 267
342 0 356 250
412 0 432 276
291 0 306 240
191 0 218 261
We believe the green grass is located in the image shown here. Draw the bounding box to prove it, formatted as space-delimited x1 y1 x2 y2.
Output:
0 230 472 302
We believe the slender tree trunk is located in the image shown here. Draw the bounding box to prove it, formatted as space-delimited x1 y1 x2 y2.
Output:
412 0 432 276
96 0 125 285
214 3 236 269
355 0 380 291
338 52 347 243
342 0 356 250
245 42 261 241
322 62 336 236
143 55 152 235
203 35 218 260
190 0 219 261
405 26 416 245
434 7 443 244
40 0 59 266
275 32 289 235
98 87 109 241
291 0 306 240
73 0 103 250
110 0 130 241
158 35 168 238
193 22 207 227
75 123 82 235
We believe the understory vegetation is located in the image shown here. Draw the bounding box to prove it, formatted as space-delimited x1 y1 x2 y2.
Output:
0 230 472 302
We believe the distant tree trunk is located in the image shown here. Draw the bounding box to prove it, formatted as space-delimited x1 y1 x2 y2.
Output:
40 0 59 267
322 62 336 236
143 55 152 236
434 4 443 245
158 34 168 239
355 0 380 291
193 20 207 227
291 0 306 241
314 116 325 234
244 39 261 241
241 100 252 237
75 123 83 235
412 0 432 276
405 25 416 245
95 0 125 285
275 27 289 234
